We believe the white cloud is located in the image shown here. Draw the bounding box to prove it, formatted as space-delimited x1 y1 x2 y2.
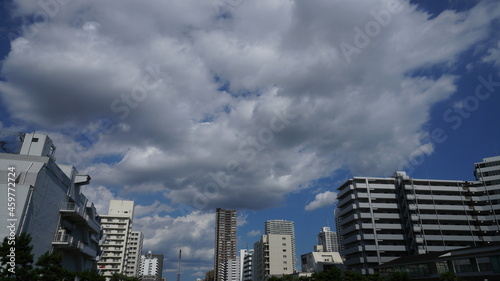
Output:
247 230 262 237
1 0 499 213
81 185 117 215
483 41 500 67
305 191 338 211
133 208 216 273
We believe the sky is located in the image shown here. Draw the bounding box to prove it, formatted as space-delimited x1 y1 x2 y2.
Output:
0 0 499 280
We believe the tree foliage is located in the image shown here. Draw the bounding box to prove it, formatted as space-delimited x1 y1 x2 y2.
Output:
440 271 463 281
110 273 140 281
388 271 411 281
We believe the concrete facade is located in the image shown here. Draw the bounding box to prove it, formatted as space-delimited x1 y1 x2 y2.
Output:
239 249 253 281
225 257 240 281
253 234 294 281
265 220 296 271
336 156 500 274
139 251 164 281
126 230 144 277
0 133 101 272
300 249 344 273
318 227 339 253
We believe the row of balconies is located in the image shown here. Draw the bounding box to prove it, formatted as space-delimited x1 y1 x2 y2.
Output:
52 234 97 257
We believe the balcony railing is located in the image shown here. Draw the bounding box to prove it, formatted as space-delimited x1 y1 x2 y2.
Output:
53 234 80 249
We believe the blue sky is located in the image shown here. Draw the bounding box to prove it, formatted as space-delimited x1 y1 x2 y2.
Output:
1 0 500 280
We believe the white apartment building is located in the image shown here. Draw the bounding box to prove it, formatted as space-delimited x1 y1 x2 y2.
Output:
239 249 253 281
0 133 101 272
98 200 142 279
139 250 164 281
300 245 344 273
336 157 500 274
265 220 296 271
253 234 294 281
318 227 339 253
126 230 144 277
225 257 240 281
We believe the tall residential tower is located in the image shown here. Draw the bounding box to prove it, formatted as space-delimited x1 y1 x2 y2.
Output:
214 208 237 281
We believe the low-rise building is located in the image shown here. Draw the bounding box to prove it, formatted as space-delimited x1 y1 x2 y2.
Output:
301 245 344 273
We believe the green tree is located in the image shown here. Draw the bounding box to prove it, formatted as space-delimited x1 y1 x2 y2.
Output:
35 251 74 281
343 270 368 281
368 273 384 281
388 271 410 281
77 268 106 281
110 273 140 281
440 271 463 281
311 267 342 281
0 232 36 281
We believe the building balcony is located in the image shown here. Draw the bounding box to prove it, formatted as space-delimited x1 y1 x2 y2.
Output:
80 243 98 257
102 224 127 229
60 202 87 222
60 202 101 233
52 234 80 250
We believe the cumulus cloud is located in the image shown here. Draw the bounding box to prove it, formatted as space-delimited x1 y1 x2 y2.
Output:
305 191 338 211
1 0 500 274
133 208 215 274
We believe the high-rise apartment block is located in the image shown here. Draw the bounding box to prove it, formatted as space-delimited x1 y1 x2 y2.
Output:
240 249 253 281
98 200 143 279
0 133 101 272
336 156 500 274
265 220 297 270
214 208 237 281
253 234 294 281
126 230 144 277
318 227 339 253
139 250 164 281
